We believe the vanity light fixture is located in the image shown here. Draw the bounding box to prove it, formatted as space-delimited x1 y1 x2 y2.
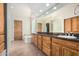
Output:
46 3 50 7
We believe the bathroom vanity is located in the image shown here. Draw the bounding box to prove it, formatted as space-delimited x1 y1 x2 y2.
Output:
32 33 79 56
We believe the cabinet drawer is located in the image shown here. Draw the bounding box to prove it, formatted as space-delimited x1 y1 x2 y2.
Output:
43 36 50 40
38 41 42 45
0 43 4 53
62 47 79 56
43 37 51 44
0 35 4 44
38 35 42 39
52 38 78 50
43 46 51 56
43 42 51 49
34 35 37 38
38 38 41 41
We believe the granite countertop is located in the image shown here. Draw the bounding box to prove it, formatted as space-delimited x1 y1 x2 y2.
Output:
32 33 79 42
52 35 79 42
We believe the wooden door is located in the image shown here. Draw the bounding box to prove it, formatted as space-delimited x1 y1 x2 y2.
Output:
62 47 79 56
37 23 42 32
14 20 22 40
64 18 72 32
72 17 78 33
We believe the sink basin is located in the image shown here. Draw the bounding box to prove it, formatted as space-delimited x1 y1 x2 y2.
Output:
57 35 77 39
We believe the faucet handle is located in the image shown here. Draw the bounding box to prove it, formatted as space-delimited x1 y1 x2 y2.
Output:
65 32 68 36
70 32 74 36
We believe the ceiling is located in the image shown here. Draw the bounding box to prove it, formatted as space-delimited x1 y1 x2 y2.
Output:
25 3 57 17
8 3 67 19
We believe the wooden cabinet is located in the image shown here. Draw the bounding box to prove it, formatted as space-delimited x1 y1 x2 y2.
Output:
52 38 78 50
38 35 42 50
52 37 79 56
0 4 5 54
32 34 35 43
42 45 51 56
52 43 62 56
0 35 4 44
32 34 38 46
78 17 79 33
72 17 78 32
64 16 79 33
62 47 79 56
0 4 4 34
0 43 4 53
32 34 79 56
42 36 51 56
64 18 72 32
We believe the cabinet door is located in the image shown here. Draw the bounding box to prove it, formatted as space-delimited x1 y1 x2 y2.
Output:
42 36 51 55
77 17 79 33
32 35 38 46
52 43 62 56
0 35 4 44
64 19 72 32
72 17 78 33
52 38 78 50
38 35 42 50
43 36 51 49
62 47 79 56
32 35 35 43
0 43 4 53
42 46 51 56
43 36 51 44
0 4 4 34
34 35 38 46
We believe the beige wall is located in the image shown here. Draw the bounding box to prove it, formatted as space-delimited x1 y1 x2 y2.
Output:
7 4 32 55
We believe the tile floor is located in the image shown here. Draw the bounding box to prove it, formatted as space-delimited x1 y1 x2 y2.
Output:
9 40 45 56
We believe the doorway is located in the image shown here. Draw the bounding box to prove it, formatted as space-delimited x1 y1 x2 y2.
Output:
37 23 42 32
46 23 50 33
14 20 22 40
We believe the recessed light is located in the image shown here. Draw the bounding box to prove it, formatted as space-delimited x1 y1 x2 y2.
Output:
46 3 50 7
11 6 14 9
53 7 57 10
46 12 48 14
40 10 43 12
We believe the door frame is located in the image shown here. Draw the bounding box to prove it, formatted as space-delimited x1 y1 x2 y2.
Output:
4 3 7 56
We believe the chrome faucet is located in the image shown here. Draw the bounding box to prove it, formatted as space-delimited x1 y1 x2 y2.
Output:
66 32 74 36
66 32 70 36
